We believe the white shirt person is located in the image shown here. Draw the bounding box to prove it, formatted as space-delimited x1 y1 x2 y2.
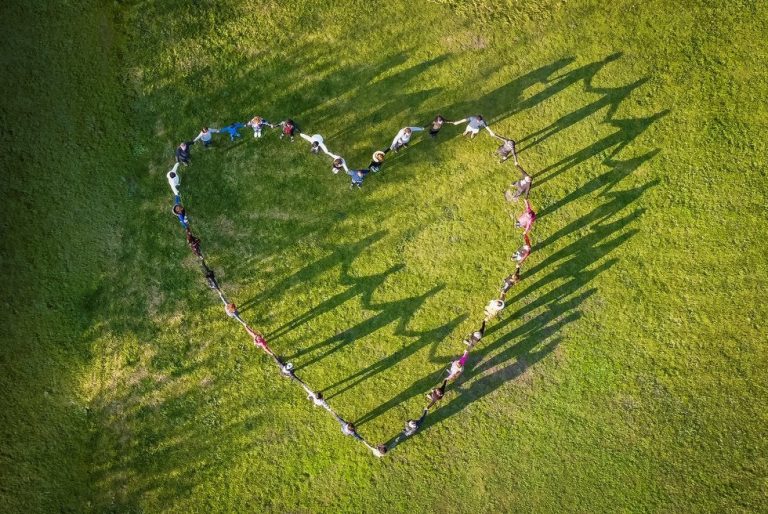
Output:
299 133 330 155
166 162 181 196
388 126 424 152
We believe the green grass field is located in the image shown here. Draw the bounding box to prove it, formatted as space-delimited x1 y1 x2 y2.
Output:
1 0 767 512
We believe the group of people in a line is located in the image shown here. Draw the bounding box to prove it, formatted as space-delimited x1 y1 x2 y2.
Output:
165 109 538 456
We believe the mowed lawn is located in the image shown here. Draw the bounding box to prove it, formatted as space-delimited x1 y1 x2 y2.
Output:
1 0 766 512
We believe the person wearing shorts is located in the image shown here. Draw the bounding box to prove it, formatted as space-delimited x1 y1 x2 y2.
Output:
453 114 493 139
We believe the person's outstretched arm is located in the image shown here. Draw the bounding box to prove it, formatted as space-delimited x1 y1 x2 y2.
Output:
452 118 468 125
484 126 496 138
409 126 425 133
390 129 405 149
299 132 312 143
318 141 331 155
193 132 203 142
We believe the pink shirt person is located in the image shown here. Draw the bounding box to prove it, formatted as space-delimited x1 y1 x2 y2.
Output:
516 199 537 234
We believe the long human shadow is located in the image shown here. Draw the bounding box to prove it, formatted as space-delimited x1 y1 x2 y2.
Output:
266 263 406 341
536 150 660 220
289 284 445 371
362 173 655 432
324 313 468 401
517 77 649 150
238 230 387 313
533 110 668 188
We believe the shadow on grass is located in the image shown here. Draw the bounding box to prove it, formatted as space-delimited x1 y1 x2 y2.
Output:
80 39 669 506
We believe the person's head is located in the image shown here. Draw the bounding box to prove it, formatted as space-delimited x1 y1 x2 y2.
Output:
472 330 483 341
179 142 187 150
376 444 388 455
169 171 176 179
476 114 484 121
173 204 184 215
404 127 412 135
406 420 418 429
254 116 262 123
316 391 324 400
345 422 355 432
436 114 444 122
202 127 209 133
333 158 343 167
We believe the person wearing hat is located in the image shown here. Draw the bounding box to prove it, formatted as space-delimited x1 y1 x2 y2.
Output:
368 150 386 173
386 126 424 153
452 114 494 139
299 132 330 155
484 299 506 321
167 162 181 196
175 140 194 165
246 116 274 138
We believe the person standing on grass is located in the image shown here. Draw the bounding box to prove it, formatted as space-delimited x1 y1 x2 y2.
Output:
172 197 189 228
299 132 331 155
426 379 448 408
279 119 299 142
167 162 181 196
512 233 532 265
404 408 429 436
307 390 330 410
426 114 448 138
484 299 505 321
492 134 518 164
225 302 239 318
452 114 494 139
194 127 218 147
499 267 522 301
347 168 368 189
505 164 532 203
201 261 219 290
219 122 245 142
368 150 386 173
175 141 194 165
447 351 470 381
329 154 350 175
386 126 424 153
340 420 363 441
186 228 203 259
464 320 486 349
246 116 273 138
515 199 537 234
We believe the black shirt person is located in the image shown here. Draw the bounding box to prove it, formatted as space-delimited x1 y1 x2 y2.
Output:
175 141 194 165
